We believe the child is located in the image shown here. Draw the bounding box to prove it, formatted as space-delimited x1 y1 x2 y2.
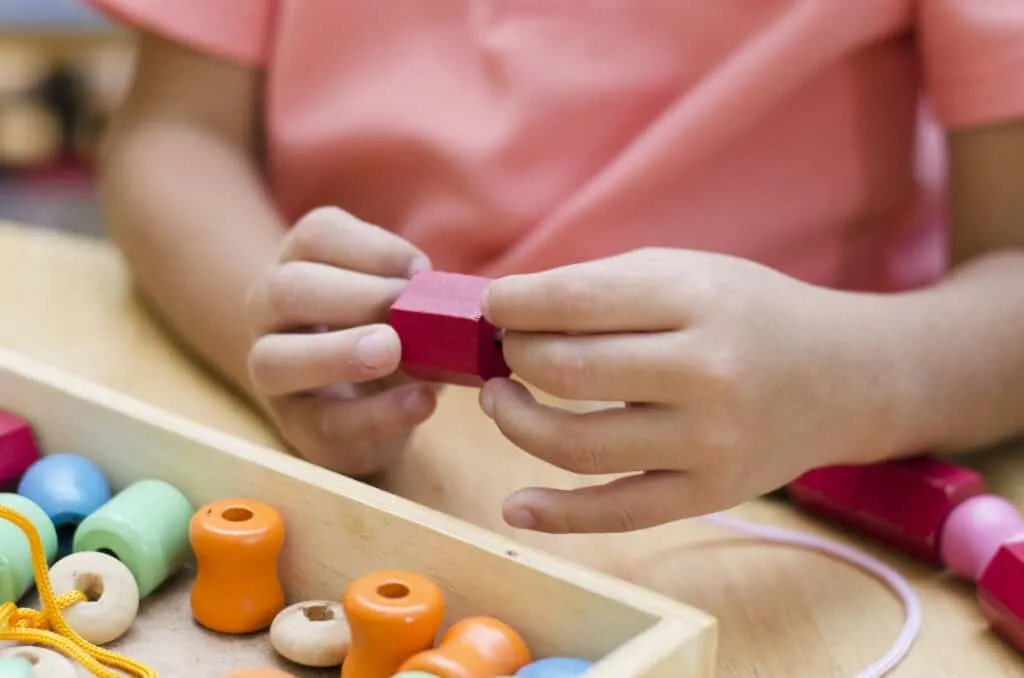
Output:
88 1 1024 535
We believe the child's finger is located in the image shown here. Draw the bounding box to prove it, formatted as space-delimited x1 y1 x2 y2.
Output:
249 324 401 396
499 330 680 402
282 206 431 279
482 254 685 334
501 471 707 533
247 262 406 334
480 379 676 475
275 382 436 476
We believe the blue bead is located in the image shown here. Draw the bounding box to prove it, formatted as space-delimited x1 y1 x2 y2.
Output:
515 657 594 677
17 453 111 553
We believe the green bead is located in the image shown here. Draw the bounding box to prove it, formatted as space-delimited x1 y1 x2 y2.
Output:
72 479 193 598
0 493 58 603
0 657 33 678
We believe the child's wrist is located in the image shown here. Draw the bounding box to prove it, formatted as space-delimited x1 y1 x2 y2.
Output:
825 292 934 466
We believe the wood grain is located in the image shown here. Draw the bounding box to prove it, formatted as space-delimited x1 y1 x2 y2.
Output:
2 222 1023 677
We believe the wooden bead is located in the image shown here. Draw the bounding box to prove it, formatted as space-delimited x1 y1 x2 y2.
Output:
0 493 58 602
0 657 33 678
0 411 40 493
399 616 531 678
189 498 286 634
73 479 194 598
0 647 75 678
17 453 111 553
341 570 445 678
269 600 350 667
389 270 510 386
49 550 140 645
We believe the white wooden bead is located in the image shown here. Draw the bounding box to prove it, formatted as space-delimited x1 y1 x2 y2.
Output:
269 600 351 667
48 550 140 645
0 646 76 677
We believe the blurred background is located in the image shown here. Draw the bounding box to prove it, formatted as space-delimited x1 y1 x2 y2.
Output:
0 0 134 238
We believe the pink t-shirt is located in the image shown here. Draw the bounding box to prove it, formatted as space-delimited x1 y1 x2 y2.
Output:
89 0 1024 292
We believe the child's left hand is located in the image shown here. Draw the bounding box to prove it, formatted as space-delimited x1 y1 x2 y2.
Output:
480 248 914 533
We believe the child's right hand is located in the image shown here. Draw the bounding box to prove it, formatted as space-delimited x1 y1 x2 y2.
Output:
245 207 438 477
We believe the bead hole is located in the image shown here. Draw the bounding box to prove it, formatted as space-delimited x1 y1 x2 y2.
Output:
75 572 104 602
376 582 410 599
302 604 334 622
221 507 253 522
14 651 38 665
56 523 77 545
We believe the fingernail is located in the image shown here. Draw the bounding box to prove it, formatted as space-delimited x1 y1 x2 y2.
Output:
357 331 392 369
505 505 536 530
479 385 495 417
407 254 432 277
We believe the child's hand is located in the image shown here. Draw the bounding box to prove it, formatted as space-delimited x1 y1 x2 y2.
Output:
245 207 438 476
480 248 910 533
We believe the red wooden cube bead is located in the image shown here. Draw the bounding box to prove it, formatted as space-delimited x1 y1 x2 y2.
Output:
978 538 1024 655
788 455 985 565
0 410 41 491
389 270 511 387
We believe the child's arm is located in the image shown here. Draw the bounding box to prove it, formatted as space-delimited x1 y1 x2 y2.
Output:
893 122 1024 454
476 125 1024 534
100 33 438 475
99 32 286 399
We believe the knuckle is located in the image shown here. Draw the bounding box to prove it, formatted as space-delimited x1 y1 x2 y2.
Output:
263 263 308 324
704 419 744 459
544 343 591 397
547 275 599 321
603 506 641 532
554 436 603 474
288 207 344 257
700 347 745 393
242 281 264 331
246 340 284 394
359 403 395 441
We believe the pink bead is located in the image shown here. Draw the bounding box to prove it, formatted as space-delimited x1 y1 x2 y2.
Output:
0 410 41 492
939 494 1024 581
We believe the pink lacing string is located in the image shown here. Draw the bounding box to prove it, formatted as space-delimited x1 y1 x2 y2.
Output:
700 511 922 678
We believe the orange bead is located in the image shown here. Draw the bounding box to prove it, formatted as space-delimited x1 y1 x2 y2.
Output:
224 670 296 678
398 616 531 678
341 570 445 678
189 498 286 634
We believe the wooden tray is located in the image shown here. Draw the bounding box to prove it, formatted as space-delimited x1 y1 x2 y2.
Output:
0 347 718 677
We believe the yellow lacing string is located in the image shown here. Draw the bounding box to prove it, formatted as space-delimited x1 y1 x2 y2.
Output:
0 504 157 677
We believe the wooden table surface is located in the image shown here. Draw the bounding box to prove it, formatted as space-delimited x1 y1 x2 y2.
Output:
2 221 1023 678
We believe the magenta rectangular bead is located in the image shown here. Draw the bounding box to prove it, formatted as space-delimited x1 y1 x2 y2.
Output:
389 271 510 387
0 410 40 491
788 456 985 565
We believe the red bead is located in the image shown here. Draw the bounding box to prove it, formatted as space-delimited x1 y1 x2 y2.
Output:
788 456 985 565
389 271 510 387
0 410 41 492
977 538 1024 655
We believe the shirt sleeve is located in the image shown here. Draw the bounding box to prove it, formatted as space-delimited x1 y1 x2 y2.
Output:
919 0 1024 129
86 0 275 67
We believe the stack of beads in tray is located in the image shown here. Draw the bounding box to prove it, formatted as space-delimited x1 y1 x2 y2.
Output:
0 408 593 677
